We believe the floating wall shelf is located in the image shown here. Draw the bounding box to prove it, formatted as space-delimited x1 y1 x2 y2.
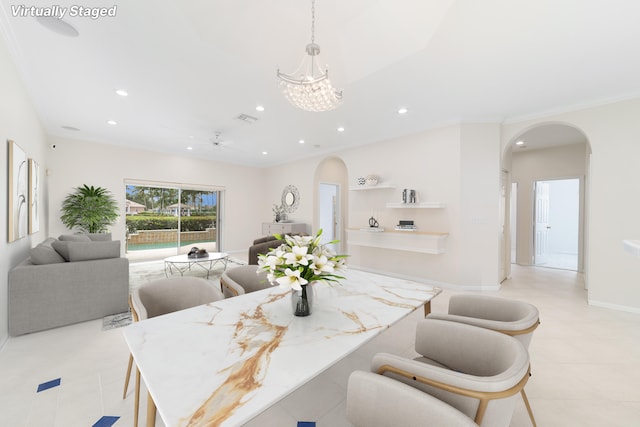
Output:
349 184 396 191
385 202 446 209
346 228 448 254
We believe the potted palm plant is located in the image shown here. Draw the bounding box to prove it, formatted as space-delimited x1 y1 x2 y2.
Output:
60 184 119 233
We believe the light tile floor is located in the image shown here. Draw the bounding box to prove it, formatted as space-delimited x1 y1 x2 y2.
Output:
1 265 640 426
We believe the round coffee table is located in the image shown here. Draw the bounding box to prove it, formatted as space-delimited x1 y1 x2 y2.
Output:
164 252 229 279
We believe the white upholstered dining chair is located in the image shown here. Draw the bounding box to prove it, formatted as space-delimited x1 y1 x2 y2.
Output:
427 294 540 425
219 264 271 298
371 319 531 427
347 370 478 427
122 276 224 427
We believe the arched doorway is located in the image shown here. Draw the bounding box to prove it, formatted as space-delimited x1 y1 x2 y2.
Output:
501 123 592 281
313 157 348 253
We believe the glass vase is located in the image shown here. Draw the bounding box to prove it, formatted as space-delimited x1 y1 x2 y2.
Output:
291 284 314 317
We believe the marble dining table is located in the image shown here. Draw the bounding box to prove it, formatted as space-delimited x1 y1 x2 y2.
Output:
123 269 441 427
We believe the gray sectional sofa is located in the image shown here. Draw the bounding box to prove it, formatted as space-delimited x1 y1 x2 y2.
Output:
8 233 129 336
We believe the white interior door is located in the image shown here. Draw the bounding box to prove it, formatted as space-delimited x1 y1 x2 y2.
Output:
534 181 550 265
318 183 340 252
534 178 580 270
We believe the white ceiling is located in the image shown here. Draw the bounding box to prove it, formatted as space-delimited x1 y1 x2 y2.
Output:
1 0 639 167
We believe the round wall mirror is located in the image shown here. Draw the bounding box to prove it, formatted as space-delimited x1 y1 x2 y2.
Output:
281 185 300 213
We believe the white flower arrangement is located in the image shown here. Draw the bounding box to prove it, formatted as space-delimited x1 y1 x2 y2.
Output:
257 229 347 291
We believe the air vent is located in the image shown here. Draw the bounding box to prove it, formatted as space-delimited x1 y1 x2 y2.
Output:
235 114 258 124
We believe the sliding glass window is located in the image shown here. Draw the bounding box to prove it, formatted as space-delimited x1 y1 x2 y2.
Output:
125 182 221 261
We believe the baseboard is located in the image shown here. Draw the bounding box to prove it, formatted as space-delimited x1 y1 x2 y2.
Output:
348 265 501 292
588 299 640 314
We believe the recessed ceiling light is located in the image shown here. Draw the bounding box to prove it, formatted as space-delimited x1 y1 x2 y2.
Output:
298 139 305 144
187 146 193 150
337 126 345 132
516 140 524 146
115 89 128 97
256 105 265 112
107 120 117 125
262 151 268 155
397 107 408 115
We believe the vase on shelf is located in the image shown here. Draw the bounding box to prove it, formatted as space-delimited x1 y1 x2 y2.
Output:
365 174 379 186
291 284 314 317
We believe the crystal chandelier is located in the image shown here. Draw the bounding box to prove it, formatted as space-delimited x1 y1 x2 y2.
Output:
277 0 342 112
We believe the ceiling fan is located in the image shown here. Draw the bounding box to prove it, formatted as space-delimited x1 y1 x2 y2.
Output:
209 132 233 150
189 131 246 158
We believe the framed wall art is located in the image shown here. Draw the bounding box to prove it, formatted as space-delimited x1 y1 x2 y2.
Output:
8 139 28 242
29 158 40 234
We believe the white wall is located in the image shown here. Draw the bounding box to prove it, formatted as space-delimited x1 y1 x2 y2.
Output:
458 123 502 287
264 124 503 290
341 125 463 287
0 35 48 344
46 137 267 256
261 158 317 235
503 99 640 312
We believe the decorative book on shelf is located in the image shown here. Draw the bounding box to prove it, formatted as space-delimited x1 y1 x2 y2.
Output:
395 220 416 231
360 227 385 232
394 227 417 231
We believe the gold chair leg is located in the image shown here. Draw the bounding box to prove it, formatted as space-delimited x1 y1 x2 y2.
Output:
123 353 133 399
146 392 157 427
423 301 432 317
521 388 537 427
134 367 140 427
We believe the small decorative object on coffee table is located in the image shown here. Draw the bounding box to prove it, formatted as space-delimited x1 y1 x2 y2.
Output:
257 229 347 316
187 247 208 258
164 252 229 279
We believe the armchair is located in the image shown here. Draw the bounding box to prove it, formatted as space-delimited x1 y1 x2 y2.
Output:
347 370 477 427
124 277 224 427
372 319 530 427
427 294 540 425
247 235 284 265
220 265 271 298
427 294 540 348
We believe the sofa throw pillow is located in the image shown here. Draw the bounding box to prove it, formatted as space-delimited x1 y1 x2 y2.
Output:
67 241 120 261
51 240 72 261
52 240 120 262
58 234 92 242
30 238 66 265
88 233 112 241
